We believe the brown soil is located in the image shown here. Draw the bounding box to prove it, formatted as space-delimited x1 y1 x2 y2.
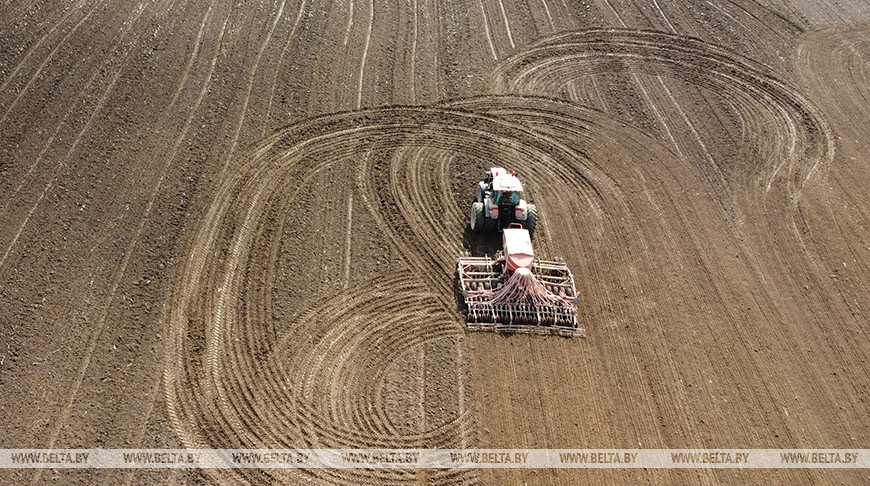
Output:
1 0 868 484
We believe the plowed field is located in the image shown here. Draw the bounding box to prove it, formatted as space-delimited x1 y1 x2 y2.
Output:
1 0 868 484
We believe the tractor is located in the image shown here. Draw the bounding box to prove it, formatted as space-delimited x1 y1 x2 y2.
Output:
469 167 537 236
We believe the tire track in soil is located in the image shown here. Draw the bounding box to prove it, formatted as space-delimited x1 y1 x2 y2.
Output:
495 0 516 49
0 0 87 97
5 0 225 481
490 31 840 343
454 97 723 465
163 105 492 485
492 28 833 201
476 0 499 61
477 25 869 486
23 0 192 483
3 2 867 485
263 0 308 136
792 23 870 402
220 0 287 170
355 0 373 109
490 28 839 340
164 95 717 484
0 0 105 129
0 0 155 269
120 4 233 484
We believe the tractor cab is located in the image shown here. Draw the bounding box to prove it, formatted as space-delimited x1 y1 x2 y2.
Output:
490 169 524 203
491 189 522 205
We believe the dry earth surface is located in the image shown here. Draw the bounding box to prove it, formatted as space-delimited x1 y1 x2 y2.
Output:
0 0 869 484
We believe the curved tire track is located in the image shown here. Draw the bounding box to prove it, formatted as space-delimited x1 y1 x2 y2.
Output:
493 28 834 199
164 95 715 484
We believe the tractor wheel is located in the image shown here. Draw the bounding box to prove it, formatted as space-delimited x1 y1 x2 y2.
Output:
526 204 538 236
470 202 485 232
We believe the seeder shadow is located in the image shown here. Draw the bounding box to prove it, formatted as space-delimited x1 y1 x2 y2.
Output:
455 225 501 316
461 225 501 257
